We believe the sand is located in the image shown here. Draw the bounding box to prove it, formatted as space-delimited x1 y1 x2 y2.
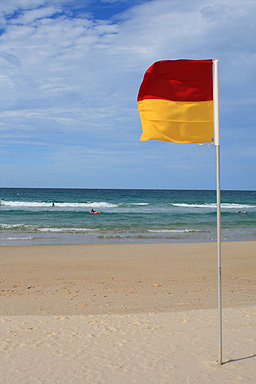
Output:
0 241 255 383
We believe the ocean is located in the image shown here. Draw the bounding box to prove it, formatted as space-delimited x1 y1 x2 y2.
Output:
0 188 255 246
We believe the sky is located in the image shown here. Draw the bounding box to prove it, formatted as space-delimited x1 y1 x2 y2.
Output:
0 0 255 190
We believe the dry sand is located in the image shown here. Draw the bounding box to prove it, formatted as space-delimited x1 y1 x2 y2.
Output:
0 241 255 383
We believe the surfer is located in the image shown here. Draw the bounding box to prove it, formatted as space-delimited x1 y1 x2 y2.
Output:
90 209 100 214
236 209 241 214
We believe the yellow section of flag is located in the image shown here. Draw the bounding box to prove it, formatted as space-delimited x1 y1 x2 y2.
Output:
138 99 213 144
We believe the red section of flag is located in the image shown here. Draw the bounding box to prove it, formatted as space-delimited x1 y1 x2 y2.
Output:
137 60 213 102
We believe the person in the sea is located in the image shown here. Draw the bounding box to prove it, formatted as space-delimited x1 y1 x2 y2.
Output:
90 208 100 214
52 202 55 207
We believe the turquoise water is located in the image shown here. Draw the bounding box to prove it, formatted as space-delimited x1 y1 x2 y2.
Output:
0 188 255 245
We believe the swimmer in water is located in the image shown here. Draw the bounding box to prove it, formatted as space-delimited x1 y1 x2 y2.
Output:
90 208 100 214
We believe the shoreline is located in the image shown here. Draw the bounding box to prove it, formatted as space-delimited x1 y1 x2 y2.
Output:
1 236 256 247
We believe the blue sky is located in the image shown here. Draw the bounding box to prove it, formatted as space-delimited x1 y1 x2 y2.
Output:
0 0 255 190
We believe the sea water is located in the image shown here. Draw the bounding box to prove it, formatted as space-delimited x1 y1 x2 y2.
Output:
0 188 255 246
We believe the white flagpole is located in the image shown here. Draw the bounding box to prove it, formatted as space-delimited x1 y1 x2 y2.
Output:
212 58 222 365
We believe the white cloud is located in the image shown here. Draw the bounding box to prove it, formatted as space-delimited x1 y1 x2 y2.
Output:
0 0 45 14
1 0 255 116
9 6 61 24
0 0 255 188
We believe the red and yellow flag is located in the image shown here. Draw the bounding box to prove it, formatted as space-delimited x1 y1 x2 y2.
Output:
137 59 214 144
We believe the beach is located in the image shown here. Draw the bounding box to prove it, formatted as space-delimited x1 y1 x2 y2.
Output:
1 241 255 382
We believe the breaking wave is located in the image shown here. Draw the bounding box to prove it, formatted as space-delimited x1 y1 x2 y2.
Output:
0 201 118 208
172 203 256 209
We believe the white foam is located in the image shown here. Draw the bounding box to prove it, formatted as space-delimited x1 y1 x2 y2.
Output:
0 224 28 229
1 201 51 207
1 236 34 241
38 228 99 233
130 203 149 206
172 203 255 209
0 224 99 233
0 201 118 208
